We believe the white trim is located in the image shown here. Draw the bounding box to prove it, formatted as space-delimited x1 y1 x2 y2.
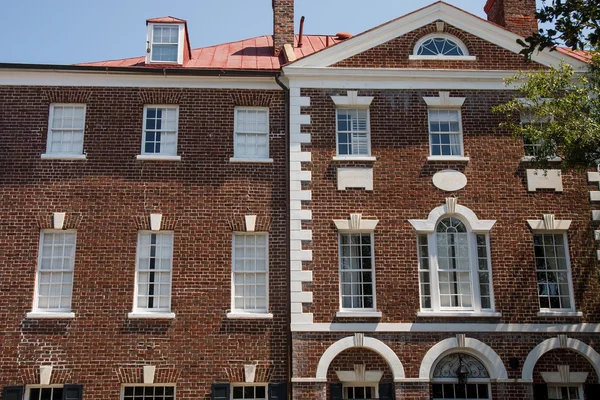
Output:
226 312 274 319
127 312 176 319
333 216 379 233
337 371 383 383
332 156 377 162
41 154 87 160
331 90 374 107
527 218 572 231
287 2 587 69
542 371 588 384
25 312 75 319
408 203 496 234
537 311 583 318
136 155 182 161
417 312 501 318
419 337 508 380
290 322 600 333
423 92 466 108
146 23 185 65
315 336 405 380
427 156 470 162
336 311 382 318
522 337 600 381
234 107 270 161
521 156 563 163
409 55 477 61
0 69 281 90
229 158 274 163
413 33 471 57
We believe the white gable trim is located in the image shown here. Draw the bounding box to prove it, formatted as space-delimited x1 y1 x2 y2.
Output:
289 2 587 69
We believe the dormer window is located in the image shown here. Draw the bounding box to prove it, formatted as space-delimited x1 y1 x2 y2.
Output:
410 33 475 61
151 25 179 62
145 17 191 66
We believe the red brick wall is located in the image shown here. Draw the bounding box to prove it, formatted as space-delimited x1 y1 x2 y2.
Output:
300 88 599 324
0 86 288 399
485 0 538 38
272 0 295 56
333 21 544 70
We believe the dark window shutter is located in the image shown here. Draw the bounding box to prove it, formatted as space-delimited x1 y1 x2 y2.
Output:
211 384 230 400
379 382 395 400
2 386 24 400
62 385 83 400
533 384 548 400
584 384 600 399
330 383 343 400
268 382 287 400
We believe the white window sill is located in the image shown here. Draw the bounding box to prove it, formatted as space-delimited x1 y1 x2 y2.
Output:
417 311 502 318
227 312 274 319
41 154 86 160
537 311 583 317
336 311 382 318
427 156 470 162
229 158 274 163
136 155 181 161
26 312 75 319
409 55 477 61
128 312 176 319
520 156 562 162
332 156 377 162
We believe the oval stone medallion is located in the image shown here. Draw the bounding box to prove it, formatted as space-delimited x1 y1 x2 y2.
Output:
432 169 467 192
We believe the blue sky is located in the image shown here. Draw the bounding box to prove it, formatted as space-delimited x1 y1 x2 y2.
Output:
3 0 546 65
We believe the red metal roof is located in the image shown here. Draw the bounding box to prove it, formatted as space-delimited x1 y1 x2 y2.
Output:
556 47 593 63
146 16 187 24
79 35 343 71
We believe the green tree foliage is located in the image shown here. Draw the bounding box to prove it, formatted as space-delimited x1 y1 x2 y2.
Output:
493 61 600 169
520 0 599 58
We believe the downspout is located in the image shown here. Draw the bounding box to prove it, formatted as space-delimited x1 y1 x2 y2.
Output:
275 71 291 400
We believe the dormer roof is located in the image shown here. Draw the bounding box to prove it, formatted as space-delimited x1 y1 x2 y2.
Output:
145 15 192 65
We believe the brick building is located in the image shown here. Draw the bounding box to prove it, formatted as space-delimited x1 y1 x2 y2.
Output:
0 1 599 400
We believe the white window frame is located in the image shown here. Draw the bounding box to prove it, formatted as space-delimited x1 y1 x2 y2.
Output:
533 231 576 313
343 384 378 400
338 232 377 313
427 108 465 159
130 231 175 319
230 384 268 400
335 108 372 157
120 384 176 400
547 384 583 400
231 107 272 162
229 233 271 318
25 385 65 400
29 230 77 318
146 23 185 65
42 104 87 160
410 33 476 61
138 105 181 161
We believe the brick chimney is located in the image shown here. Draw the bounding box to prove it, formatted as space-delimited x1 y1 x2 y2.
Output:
272 0 294 56
484 0 538 37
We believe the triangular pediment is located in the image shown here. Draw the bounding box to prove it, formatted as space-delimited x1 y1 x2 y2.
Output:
287 1 587 70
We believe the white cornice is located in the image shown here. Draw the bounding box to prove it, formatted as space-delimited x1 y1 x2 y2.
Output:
290 323 600 333
287 2 587 70
0 69 281 90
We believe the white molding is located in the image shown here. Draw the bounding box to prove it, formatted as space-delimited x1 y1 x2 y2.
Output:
427 156 470 162
527 216 571 231
315 336 405 380
409 55 476 61
244 215 257 232
423 91 465 108
40 366 53 385
336 370 383 383
336 311 382 318
290 322 600 333
226 312 274 319
541 370 588 384
41 154 87 160
0 69 281 90
333 214 379 233
522 337 600 381
26 312 75 319
417 312 501 318
331 90 374 107
136 155 181 161
229 158 274 163
287 2 587 69
127 312 176 319
291 377 328 383
537 311 583 318
332 156 377 162
244 364 257 383
408 203 496 234
419 337 508 380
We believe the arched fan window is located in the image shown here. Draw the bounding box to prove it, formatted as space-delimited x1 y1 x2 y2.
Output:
414 34 470 57
432 353 491 399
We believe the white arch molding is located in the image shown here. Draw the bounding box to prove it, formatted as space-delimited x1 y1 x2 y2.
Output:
522 337 600 381
408 202 496 234
315 336 405 381
419 337 508 380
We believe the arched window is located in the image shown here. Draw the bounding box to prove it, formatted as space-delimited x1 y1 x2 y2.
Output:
413 34 470 58
436 218 472 308
432 353 491 399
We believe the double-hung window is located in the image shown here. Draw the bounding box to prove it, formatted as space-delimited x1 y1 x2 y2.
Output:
123 385 175 400
44 104 86 158
344 385 377 400
33 231 76 315
141 106 179 158
232 385 267 400
534 233 574 311
133 232 174 315
336 108 370 156
150 25 179 63
548 385 583 399
232 233 269 314
339 233 375 311
233 108 270 161
428 109 463 157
